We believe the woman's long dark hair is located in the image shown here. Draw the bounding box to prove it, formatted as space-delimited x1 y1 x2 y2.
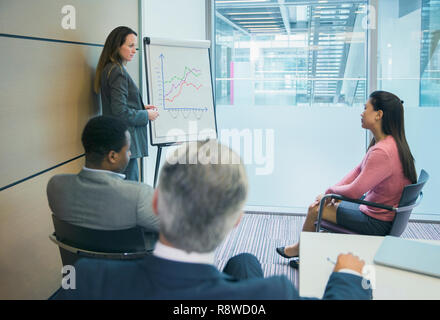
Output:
94 26 137 93
368 91 417 183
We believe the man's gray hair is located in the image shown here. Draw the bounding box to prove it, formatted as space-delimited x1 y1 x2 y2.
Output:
157 140 248 253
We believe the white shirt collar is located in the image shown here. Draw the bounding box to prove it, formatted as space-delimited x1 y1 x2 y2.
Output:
153 241 215 265
83 166 126 179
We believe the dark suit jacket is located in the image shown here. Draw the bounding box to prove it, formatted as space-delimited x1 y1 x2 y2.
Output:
52 255 372 300
100 62 149 158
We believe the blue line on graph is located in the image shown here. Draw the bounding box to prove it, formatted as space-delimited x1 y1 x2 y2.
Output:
163 107 208 111
160 53 165 108
159 53 207 112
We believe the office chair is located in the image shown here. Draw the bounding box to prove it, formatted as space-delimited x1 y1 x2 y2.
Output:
49 215 151 267
315 169 429 237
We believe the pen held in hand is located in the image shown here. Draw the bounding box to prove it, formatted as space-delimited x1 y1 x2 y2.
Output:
327 257 336 265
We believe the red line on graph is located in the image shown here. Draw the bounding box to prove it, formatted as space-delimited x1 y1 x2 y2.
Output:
165 81 203 103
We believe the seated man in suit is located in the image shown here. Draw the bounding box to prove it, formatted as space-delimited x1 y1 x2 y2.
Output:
52 140 372 300
47 115 159 249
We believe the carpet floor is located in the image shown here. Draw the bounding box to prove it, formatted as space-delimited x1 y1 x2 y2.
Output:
214 213 440 288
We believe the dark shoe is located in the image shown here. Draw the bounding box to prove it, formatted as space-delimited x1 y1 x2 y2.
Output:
276 247 296 259
289 257 300 269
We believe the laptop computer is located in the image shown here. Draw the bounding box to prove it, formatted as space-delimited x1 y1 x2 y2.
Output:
374 236 440 278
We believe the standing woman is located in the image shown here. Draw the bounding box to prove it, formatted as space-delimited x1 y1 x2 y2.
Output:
94 26 158 181
276 91 417 267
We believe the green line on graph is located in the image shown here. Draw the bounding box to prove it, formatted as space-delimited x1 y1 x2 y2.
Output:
164 66 201 84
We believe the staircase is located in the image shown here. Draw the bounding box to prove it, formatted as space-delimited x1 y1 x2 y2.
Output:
307 3 361 104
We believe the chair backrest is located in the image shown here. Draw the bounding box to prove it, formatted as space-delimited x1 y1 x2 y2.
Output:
389 169 429 236
51 215 148 266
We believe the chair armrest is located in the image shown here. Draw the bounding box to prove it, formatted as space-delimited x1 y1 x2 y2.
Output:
394 191 423 213
315 194 395 232
49 233 149 259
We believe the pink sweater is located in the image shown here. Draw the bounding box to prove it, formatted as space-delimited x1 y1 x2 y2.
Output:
325 136 411 222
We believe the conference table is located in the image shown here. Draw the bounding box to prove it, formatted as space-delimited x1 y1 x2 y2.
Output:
299 232 440 300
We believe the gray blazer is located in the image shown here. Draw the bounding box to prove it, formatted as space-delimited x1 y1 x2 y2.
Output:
47 169 159 246
100 63 149 158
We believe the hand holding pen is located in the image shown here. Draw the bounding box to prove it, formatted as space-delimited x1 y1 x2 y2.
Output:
328 253 365 274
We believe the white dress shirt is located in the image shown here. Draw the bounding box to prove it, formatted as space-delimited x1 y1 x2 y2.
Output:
83 166 126 179
153 241 215 265
153 242 362 279
338 268 363 277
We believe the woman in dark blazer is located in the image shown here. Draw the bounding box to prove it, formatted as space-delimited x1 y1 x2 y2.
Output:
94 26 158 181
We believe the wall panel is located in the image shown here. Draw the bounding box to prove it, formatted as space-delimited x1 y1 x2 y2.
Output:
0 0 141 299
1 0 141 189
0 157 84 300
0 0 138 46
0 36 139 188
0 38 99 188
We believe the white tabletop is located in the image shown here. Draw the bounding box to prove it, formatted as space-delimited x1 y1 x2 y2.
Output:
299 232 440 300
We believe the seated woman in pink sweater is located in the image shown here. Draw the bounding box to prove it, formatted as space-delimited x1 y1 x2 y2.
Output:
276 91 417 265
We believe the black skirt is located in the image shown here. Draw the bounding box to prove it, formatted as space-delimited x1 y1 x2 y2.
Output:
336 201 393 236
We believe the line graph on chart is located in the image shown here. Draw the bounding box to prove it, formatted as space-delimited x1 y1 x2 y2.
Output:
145 40 217 144
154 53 208 119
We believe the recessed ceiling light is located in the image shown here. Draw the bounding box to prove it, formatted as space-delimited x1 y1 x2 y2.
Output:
248 27 282 30
243 25 280 28
236 21 278 24
216 0 269 4
227 12 276 15
231 17 277 20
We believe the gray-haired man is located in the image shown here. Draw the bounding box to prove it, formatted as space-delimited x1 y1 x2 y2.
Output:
52 140 372 300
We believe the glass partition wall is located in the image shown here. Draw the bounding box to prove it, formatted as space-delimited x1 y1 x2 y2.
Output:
214 0 369 213
215 0 367 108
213 0 439 217
377 0 440 216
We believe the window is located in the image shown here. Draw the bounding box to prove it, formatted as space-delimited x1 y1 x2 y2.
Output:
377 0 440 215
214 0 369 211
215 0 368 107
214 0 439 217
